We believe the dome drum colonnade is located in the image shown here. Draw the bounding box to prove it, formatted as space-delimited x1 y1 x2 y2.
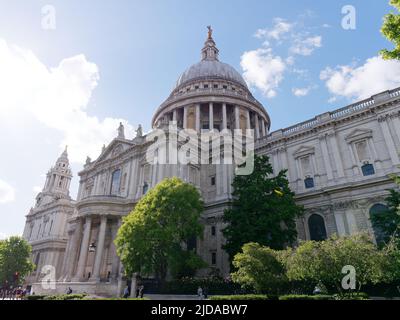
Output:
152 27 270 139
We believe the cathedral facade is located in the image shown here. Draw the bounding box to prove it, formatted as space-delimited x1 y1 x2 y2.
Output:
23 31 400 296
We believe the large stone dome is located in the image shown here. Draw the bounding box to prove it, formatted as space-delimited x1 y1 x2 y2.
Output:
174 60 248 90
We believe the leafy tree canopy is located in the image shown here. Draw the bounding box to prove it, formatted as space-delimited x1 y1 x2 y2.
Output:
380 0 400 60
223 155 304 262
0 236 34 287
115 177 204 282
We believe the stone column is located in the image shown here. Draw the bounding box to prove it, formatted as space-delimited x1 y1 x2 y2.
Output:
222 103 227 129
209 102 213 130
172 110 177 122
319 134 333 180
195 104 200 131
379 117 400 165
328 131 345 178
63 220 83 281
246 110 251 130
234 106 240 129
111 219 122 280
183 106 188 129
392 116 400 142
348 144 360 175
92 216 107 282
75 216 92 281
254 114 260 139
367 138 382 170
261 119 266 136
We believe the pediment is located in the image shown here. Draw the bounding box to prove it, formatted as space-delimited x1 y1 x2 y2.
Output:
95 138 134 163
345 128 372 143
293 145 315 158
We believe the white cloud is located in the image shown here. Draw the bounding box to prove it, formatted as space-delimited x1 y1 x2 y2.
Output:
241 48 286 98
292 87 311 97
244 17 322 98
33 186 42 193
0 179 15 204
0 38 135 163
255 18 293 41
290 36 322 56
320 56 400 101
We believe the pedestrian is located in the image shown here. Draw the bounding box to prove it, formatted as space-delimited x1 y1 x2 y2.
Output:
123 286 130 298
203 287 208 299
139 285 144 298
197 286 204 300
66 287 72 295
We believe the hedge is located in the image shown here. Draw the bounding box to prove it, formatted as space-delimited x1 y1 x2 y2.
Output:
209 294 269 300
92 297 149 300
279 294 333 300
26 294 87 300
25 295 47 300
279 293 369 300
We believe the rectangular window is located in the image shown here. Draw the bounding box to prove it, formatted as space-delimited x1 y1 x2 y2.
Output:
211 252 217 265
362 163 375 176
110 169 121 195
304 177 315 189
204 84 209 89
213 84 218 89
211 176 216 186
211 226 216 236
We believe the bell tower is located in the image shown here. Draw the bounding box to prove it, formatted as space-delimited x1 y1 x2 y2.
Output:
35 146 72 207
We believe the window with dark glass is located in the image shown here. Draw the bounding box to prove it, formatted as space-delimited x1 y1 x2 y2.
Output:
204 84 209 89
361 163 375 176
211 226 216 236
187 236 197 251
304 177 314 189
211 252 217 265
213 84 218 89
308 214 327 241
110 169 121 195
211 176 216 186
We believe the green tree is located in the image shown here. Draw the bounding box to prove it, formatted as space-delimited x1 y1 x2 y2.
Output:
223 155 304 263
231 242 289 294
380 0 400 60
370 189 400 246
115 177 205 282
0 236 35 287
286 233 385 294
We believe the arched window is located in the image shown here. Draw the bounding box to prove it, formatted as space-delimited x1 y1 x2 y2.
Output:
308 214 327 241
370 204 389 244
110 169 121 195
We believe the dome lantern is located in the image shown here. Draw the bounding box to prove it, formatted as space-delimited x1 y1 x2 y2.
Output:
201 26 219 61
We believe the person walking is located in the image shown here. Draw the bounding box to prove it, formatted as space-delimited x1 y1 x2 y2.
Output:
138 285 144 298
123 286 130 299
197 287 204 300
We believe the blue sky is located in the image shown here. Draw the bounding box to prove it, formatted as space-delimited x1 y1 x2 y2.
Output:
0 0 399 238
